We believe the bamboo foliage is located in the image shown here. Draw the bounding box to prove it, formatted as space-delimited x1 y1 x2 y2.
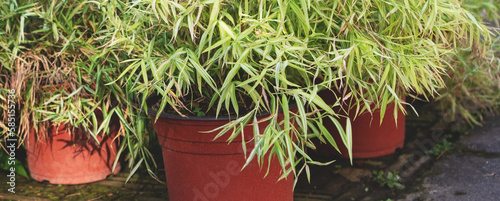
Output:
0 60 7 143
0 0 150 178
1 0 497 184
436 0 500 126
104 0 495 181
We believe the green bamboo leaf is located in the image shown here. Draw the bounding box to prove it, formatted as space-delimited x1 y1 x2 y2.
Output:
209 0 221 25
218 20 236 40
318 120 340 153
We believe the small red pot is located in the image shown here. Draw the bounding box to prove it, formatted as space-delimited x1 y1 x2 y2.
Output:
26 123 120 184
316 90 406 159
152 112 294 201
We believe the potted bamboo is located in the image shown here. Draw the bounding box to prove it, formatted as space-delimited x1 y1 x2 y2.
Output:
103 0 352 200
307 0 497 158
1 0 123 184
100 0 497 200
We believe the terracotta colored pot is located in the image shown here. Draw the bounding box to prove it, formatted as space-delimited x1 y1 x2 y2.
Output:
316 90 406 159
152 112 294 201
26 122 120 184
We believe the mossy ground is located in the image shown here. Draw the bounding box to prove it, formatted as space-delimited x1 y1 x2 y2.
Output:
0 170 168 200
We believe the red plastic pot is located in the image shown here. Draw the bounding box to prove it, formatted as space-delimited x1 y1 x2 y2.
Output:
152 112 294 201
26 123 120 184
316 90 406 159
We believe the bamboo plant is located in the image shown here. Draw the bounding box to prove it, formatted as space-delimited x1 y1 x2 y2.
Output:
435 0 500 126
0 0 152 178
100 0 496 182
1 0 105 141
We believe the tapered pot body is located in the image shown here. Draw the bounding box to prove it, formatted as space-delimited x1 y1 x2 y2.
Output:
26 122 120 184
153 113 294 201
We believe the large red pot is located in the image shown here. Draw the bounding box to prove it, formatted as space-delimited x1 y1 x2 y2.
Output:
317 90 406 159
152 112 294 201
26 123 120 184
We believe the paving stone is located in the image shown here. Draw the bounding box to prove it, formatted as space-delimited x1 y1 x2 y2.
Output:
396 115 500 201
334 168 372 182
460 116 500 153
424 155 500 201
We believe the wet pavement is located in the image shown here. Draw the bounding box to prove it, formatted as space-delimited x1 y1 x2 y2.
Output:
399 115 500 201
1 101 499 201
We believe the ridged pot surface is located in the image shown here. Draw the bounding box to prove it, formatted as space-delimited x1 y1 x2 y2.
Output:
153 113 294 201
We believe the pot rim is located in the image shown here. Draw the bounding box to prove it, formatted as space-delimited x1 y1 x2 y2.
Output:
146 108 240 121
146 104 296 121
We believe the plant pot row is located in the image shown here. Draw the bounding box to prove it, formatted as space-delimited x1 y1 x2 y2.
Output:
147 93 406 201
26 93 405 201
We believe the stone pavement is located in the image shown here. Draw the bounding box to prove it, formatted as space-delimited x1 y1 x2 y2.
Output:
399 115 500 201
